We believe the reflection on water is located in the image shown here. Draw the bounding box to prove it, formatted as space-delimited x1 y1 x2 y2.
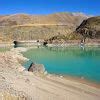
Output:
45 46 100 57
23 46 100 83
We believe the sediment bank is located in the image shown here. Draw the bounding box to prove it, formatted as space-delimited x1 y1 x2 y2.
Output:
0 47 100 100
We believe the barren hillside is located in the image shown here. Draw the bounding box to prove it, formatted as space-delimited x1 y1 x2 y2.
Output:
0 12 88 41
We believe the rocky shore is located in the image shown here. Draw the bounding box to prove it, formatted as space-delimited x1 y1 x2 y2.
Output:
0 47 100 100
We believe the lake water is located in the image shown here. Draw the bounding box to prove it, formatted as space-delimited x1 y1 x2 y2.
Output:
23 46 100 83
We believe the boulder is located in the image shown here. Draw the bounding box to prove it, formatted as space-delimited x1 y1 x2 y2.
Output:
28 63 45 73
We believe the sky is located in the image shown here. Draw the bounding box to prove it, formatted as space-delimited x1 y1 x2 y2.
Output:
0 0 100 16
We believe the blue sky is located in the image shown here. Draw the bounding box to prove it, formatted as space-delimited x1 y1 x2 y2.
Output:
0 0 100 16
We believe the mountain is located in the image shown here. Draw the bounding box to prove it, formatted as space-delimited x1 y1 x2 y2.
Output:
76 16 100 41
0 13 88 26
0 12 88 41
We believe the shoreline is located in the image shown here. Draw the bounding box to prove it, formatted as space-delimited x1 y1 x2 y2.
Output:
3 46 100 88
0 47 100 99
21 46 100 89
0 40 100 47
34 71 100 89
50 74 100 89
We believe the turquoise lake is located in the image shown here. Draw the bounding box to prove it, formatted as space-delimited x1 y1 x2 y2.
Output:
23 46 100 83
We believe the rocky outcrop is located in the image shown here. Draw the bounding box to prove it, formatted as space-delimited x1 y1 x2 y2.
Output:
28 63 45 73
76 16 100 42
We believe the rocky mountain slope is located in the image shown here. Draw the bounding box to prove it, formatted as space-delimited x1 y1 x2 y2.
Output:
76 16 100 42
0 12 88 41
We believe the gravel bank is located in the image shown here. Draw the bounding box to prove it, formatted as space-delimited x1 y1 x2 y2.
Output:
0 47 100 100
